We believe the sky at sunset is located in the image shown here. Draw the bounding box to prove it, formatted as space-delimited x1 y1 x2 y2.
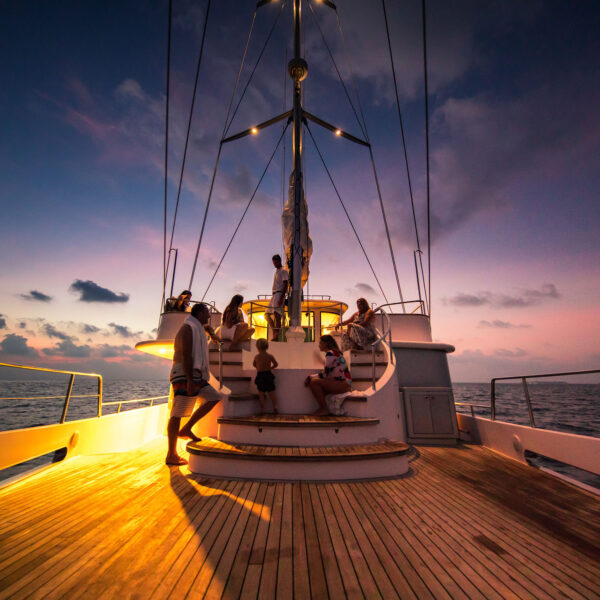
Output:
1 0 598 382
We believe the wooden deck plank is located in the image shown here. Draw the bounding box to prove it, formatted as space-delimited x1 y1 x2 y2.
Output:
0 440 598 600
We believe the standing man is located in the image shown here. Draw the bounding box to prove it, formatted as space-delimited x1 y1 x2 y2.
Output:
166 302 221 466
265 254 289 341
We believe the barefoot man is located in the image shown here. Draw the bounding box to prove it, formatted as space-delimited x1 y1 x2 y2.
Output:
166 302 221 466
265 254 288 341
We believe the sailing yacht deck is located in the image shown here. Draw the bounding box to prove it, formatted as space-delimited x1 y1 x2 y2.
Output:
0 440 598 599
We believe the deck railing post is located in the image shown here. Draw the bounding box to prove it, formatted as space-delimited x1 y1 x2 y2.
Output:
61 374 75 423
219 342 224 389
372 343 377 390
97 376 103 417
522 377 536 427
490 379 496 421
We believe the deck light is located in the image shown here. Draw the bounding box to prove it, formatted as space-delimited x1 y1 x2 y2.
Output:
251 127 258 135
335 129 342 136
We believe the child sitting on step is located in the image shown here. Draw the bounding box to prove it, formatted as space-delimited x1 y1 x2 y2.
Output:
252 338 279 415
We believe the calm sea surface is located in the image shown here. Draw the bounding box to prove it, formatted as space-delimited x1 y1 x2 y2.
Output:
1 378 598 486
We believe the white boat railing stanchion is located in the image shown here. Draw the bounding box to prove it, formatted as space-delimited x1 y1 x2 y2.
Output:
490 368 600 426
219 341 224 389
61 374 75 424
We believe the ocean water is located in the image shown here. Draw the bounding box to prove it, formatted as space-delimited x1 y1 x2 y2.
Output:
1 378 598 487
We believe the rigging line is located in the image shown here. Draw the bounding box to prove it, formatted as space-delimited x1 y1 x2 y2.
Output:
161 0 173 313
422 0 431 316
381 0 428 311
333 8 369 140
224 1 286 137
188 9 259 290
166 0 212 270
306 0 366 139
335 3 405 309
201 123 290 301
369 144 405 308
305 123 390 305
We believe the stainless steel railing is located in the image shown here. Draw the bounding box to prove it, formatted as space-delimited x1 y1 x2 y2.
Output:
103 395 169 414
0 362 103 420
0 362 170 423
454 401 489 417
490 369 600 426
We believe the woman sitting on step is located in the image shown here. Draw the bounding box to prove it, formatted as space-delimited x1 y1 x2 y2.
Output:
336 297 378 351
220 294 255 350
305 335 352 416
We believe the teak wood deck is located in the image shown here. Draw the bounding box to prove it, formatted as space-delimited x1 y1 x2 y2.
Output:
0 440 598 599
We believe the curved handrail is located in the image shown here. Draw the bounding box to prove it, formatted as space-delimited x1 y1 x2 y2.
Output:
367 307 394 389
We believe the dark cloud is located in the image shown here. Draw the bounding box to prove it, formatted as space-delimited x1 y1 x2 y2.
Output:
81 323 100 334
43 340 91 358
355 283 377 296
20 290 53 302
98 343 131 358
18 322 26 329
108 322 142 338
478 320 531 329
42 323 73 341
445 284 560 309
69 280 129 303
0 315 6 330
0 334 38 356
494 348 528 358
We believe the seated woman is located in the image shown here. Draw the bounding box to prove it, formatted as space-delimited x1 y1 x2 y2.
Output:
220 294 255 350
336 297 378 351
305 335 351 416
165 290 192 312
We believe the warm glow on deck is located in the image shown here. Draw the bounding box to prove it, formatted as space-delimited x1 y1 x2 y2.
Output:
135 340 174 360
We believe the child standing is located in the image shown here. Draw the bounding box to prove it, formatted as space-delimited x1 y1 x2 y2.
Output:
252 338 279 414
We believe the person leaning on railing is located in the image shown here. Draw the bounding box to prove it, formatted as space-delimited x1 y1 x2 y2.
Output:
335 297 378 351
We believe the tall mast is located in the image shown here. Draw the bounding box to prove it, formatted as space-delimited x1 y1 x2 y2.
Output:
288 0 308 329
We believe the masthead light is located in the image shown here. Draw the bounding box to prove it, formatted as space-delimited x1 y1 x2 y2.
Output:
251 127 258 135
335 129 342 136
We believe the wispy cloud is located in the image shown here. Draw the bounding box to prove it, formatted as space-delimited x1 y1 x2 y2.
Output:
20 290 52 302
108 322 142 338
69 280 129 303
493 347 528 358
42 323 73 341
478 320 531 329
43 339 92 358
445 284 560 308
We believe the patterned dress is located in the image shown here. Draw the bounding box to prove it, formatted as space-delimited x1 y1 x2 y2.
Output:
319 350 352 385
341 311 378 351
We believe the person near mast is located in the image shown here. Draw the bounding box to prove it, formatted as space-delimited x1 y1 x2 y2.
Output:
165 289 192 312
265 254 288 342
165 302 221 466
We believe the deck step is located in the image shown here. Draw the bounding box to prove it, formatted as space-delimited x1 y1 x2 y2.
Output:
221 376 251 381
217 414 380 445
351 361 387 367
209 360 242 366
218 415 378 427
186 438 410 481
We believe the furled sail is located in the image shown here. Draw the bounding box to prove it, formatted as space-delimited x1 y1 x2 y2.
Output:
282 171 312 288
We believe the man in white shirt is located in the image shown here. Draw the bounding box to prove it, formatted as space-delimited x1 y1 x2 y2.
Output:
265 254 289 341
166 302 221 466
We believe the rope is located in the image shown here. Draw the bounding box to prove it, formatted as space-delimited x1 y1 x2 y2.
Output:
165 0 212 288
188 9 259 290
161 0 173 313
201 123 290 300
422 0 431 315
224 1 286 136
333 3 404 308
305 123 390 305
381 0 428 312
306 0 366 139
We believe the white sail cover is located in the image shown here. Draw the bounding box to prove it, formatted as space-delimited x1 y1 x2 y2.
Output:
282 171 312 288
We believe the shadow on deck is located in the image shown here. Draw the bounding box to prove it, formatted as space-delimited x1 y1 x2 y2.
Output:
0 439 598 599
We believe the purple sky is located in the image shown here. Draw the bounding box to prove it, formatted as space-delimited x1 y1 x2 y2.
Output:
1 0 599 382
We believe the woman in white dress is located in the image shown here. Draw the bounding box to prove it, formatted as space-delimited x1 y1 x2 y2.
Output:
220 294 255 350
